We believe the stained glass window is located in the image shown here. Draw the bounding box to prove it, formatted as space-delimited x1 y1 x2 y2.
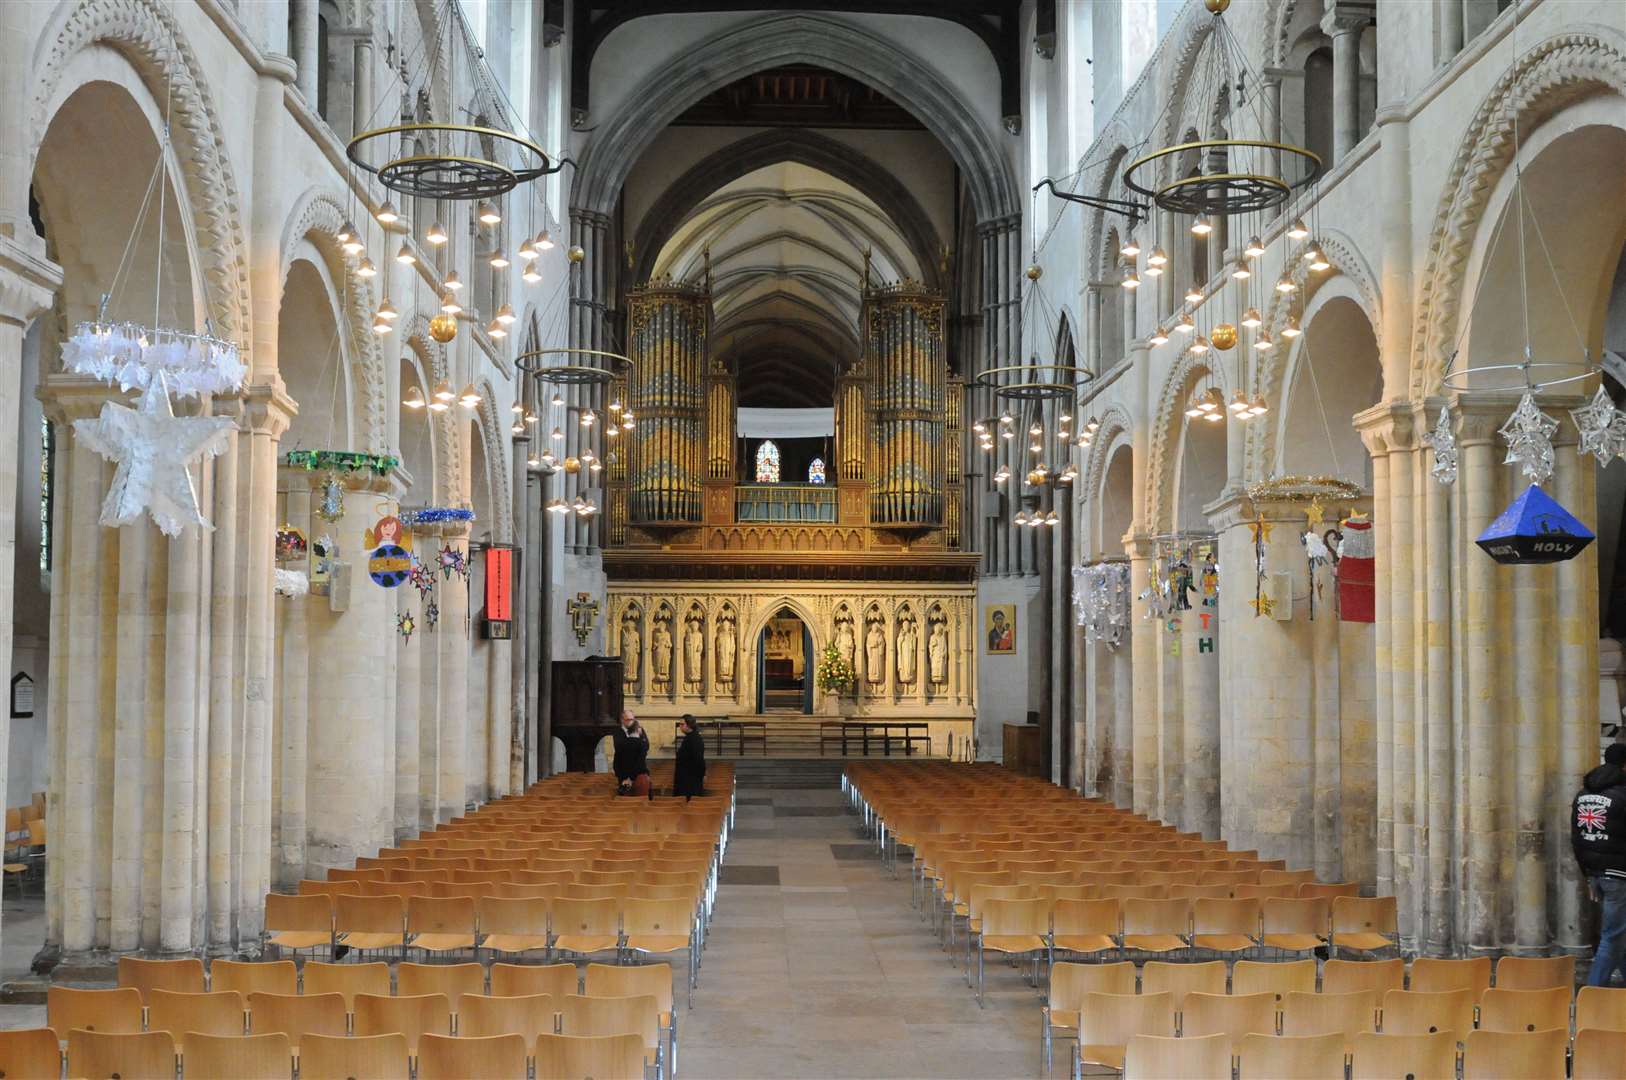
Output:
808 457 827 484
754 440 781 483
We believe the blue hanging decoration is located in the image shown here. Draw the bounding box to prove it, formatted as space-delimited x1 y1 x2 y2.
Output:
1476 483 1594 565
399 507 476 527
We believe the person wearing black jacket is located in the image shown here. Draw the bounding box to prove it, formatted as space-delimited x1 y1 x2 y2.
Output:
612 709 652 798
673 714 706 800
1573 742 1626 986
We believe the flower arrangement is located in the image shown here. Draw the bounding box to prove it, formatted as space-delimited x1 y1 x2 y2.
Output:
814 642 855 695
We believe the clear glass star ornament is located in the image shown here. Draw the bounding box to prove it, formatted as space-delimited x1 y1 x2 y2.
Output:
1421 404 1459 486
1570 385 1626 467
1499 392 1559 484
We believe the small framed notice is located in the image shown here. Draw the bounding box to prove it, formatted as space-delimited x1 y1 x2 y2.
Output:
11 672 34 719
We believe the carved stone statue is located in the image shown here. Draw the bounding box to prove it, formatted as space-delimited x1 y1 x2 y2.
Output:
621 617 641 684
651 619 673 684
835 618 856 672
715 616 737 684
929 620 948 684
683 617 704 685
864 620 886 683
896 618 917 685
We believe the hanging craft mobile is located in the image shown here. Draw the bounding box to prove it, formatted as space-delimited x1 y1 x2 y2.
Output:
311 534 337 595
274 569 310 597
63 318 246 400
72 374 236 538
284 450 400 475
365 514 412 588
1337 512 1375 622
1423 405 1459 486
1249 516 1271 618
275 524 308 563
409 555 437 599
1074 562 1131 647
1499 393 1560 484
1476 483 1595 565
1571 386 1626 468
315 473 346 523
397 610 416 643
437 543 468 581
424 601 440 632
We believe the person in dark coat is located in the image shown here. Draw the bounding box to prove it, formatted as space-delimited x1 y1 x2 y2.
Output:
612 709 652 798
1573 742 1626 986
673 714 706 800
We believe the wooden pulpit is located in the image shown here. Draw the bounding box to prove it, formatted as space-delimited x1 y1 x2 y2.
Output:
550 656 624 772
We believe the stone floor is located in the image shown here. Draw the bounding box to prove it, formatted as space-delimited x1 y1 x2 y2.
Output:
682 785 1046 1079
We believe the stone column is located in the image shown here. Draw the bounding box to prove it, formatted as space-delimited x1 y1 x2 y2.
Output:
1321 3 1375 163
438 526 471 820
395 568 422 837
1127 535 1156 817
1156 606 1184 827
352 34 374 136
276 485 311 887
289 0 321 105
1260 72 1284 179
1181 568 1221 839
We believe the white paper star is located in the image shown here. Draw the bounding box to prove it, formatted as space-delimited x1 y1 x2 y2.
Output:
1499 392 1559 485
72 375 236 537
1571 386 1626 467
1422 404 1459 486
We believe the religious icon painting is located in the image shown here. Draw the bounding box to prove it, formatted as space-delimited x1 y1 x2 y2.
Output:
275 524 308 564
397 610 416 643
985 604 1015 654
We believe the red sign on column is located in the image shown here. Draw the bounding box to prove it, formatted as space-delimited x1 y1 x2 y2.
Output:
484 545 513 624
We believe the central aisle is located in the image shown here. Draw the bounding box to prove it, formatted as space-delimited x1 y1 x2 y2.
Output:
684 781 1040 1079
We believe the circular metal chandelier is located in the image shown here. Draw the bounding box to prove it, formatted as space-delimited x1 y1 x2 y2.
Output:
347 122 553 201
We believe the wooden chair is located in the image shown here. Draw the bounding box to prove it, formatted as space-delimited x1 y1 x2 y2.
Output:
1331 896 1399 956
534 1032 647 1080
1049 898 1119 963
1121 897 1190 955
301 960 389 1009
1493 954 1574 991
334 894 405 956
116 956 205 1001
1323 958 1405 997
1123 1032 1232 1080
1236 1033 1347 1079
245 991 348 1058
1259 869 1318 887
973 896 1049 1004
559 993 664 1077
210 959 297 997
417 1033 528 1079
353 993 452 1059
1573 1027 1626 1080
456 993 558 1042
491 962 579 997
1350 1030 1458 1080
407 895 478 955
47 985 143 1039
1140 959 1225 1010
1280 989 1378 1051
1231 958 1316 1005
477 895 549 957
298 1032 409 1080
1235 883 1302 901
169 1032 291 1080
264 892 334 957
1041 961 1136 1071
1407 956 1491 999
1181 990 1278 1052
1379 988 1476 1038
1576 984 1626 1031
1191 897 1260 955
1299 881 1362 900
1076 991 1176 1074
145 989 246 1054
0 1028 65 1080
584 962 679 1075
1476 986 1571 1034
297 880 359 899
65 1030 175 1080
328 867 387 883
1462 1028 1568 1080
1260 897 1330 954
551 896 621 959
397 962 486 1013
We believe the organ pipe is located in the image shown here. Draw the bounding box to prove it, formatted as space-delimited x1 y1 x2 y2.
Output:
865 283 947 528
626 281 710 527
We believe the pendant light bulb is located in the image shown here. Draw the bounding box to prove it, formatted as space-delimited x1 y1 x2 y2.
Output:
536 230 555 251
489 249 510 269
1231 263 1251 280
1276 274 1297 294
1190 334 1210 355
355 257 377 278
1150 326 1169 346
1191 213 1213 236
477 202 502 225
1248 395 1270 417
395 242 416 266
440 292 462 316
1121 267 1140 289
518 239 539 261
495 303 516 326
1120 237 1141 258
1241 307 1262 328
426 221 449 245
1228 391 1250 414
1244 235 1266 258
1175 313 1196 334
444 270 464 292
403 385 426 409
375 201 400 225
1147 246 1168 267
1288 218 1310 240
432 380 456 404
340 221 364 255
1185 284 1204 305
1280 314 1302 338
551 393 564 409
522 265 543 284
1253 331 1275 352
550 426 564 442
1308 248 1331 272
487 320 507 339
458 384 482 409
376 298 399 322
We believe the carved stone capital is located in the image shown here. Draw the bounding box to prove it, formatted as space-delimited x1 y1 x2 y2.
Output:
0 235 62 328
1321 0 1376 36
241 380 296 440
1354 400 1417 455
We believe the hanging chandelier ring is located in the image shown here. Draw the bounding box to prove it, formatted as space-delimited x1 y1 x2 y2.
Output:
1123 139 1321 215
1439 362 1595 394
516 347 633 383
975 363 1091 401
347 123 552 200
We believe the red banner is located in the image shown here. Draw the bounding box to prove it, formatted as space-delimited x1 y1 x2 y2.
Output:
484 546 512 622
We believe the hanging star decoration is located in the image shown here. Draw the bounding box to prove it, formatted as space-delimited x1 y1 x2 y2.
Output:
1306 498 1326 529
72 374 236 538
437 543 468 581
409 556 437 599
1250 593 1276 618
397 611 416 643
1499 392 1560 484
1422 404 1459 486
1570 386 1626 468
424 601 440 631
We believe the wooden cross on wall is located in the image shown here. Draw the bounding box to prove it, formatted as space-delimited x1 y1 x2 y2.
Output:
567 592 600 646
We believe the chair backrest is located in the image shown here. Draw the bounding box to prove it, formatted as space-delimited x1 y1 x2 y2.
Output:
245 991 348 1048
1231 959 1317 1004
296 880 358 899
65 1029 175 1080
622 897 694 938
1123 1033 1232 1080
0 1027 66 1079
266 891 334 932
353 993 452 1055
1280 990 1378 1047
397 962 486 1009
1322 958 1404 997
116 956 205 1001
1140 960 1226 1009
1573 1027 1626 1080
1462 1028 1568 1080
1259 869 1318 886
1351 1030 1459 1080
47 985 143 1037
456 993 558 1042
1493 954 1575 991
1077 991 1177 1047
1476 986 1572 1034
1299 882 1362 899
979 896 1050 938
1180 992 1278 1049
328 867 387 883
1049 961 1136 1012
552 896 620 935
583 962 674 1016
1052 898 1119 936
1408 956 1492 998
1192 897 1260 937
1262 897 1330 937
211 959 298 997
298 1032 409 1080
1236 1032 1347 1079
1576 985 1626 1032
534 1032 647 1080
301 961 390 1009
407 895 477 935
1235 883 1301 900
334 893 405 935
491 962 579 998
559 993 661 1052
478 895 549 936
1333 896 1398 937
145 989 246 1050
170 1032 291 1080
417 1033 529 1079
1379 988 1476 1037
1123 896 1190 936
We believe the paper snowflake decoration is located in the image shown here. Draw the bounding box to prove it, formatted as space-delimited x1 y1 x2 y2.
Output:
1571 386 1626 468
1422 404 1459 486
424 601 440 631
397 611 416 643
1499 393 1560 484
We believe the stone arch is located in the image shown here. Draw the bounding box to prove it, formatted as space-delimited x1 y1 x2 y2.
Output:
1147 351 1229 533
745 595 826 660
401 316 463 505
1158 9 1223 148
1411 29 1626 399
570 14 1018 225
1080 140 1135 283
473 383 514 542
30 0 252 364
631 129 946 291
278 189 387 452
1080 404 1136 512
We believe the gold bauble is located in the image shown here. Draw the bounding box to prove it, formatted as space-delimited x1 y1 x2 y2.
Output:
1025 264 1043 281
563 456 582 475
1204 0 1231 13
566 245 586 264
1211 323 1238 351
429 313 458 343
